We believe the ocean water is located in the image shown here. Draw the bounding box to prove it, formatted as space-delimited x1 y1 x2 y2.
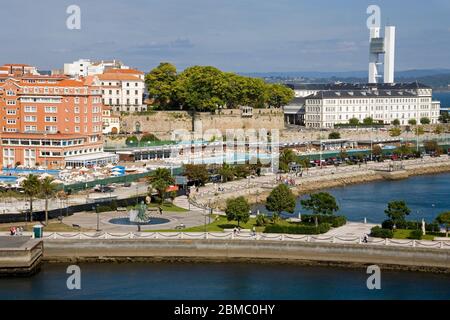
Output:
434 92 450 108
0 262 449 300
255 173 450 223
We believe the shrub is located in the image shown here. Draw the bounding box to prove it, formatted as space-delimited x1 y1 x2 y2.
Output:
256 214 267 227
370 226 394 239
264 223 331 235
301 214 346 228
409 229 423 240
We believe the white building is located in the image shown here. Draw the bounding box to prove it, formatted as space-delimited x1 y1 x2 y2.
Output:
97 69 146 113
303 83 441 128
64 59 129 77
102 106 120 134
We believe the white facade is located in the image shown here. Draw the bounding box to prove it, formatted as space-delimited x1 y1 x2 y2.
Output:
304 84 440 129
98 73 146 113
64 59 128 77
102 108 120 134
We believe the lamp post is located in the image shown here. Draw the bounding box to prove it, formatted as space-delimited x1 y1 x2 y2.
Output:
94 204 100 232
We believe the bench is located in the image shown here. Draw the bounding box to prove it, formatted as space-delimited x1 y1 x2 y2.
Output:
72 224 81 229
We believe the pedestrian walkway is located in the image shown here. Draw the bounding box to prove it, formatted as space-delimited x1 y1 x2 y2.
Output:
324 222 377 238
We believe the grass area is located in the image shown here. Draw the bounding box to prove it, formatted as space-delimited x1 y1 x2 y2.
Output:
0 220 93 232
393 229 435 241
126 202 188 213
149 215 266 233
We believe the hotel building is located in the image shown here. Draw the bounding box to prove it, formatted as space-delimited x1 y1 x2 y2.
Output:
0 65 117 168
286 83 441 129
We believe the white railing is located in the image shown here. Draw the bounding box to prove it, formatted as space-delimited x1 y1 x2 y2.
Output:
40 231 450 249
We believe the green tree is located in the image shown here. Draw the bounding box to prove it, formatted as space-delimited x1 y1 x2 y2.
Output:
265 84 294 108
424 140 442 154
384 200 411 226
408 119 417 126
420 117 431 125
439 113 449 123
125 135 139 147
415 125 425 136
40 177 57 226
372 145 383 156
279 149 298 173
433 125 444 135
183 164 210 186
265 184 296 220
435 211 450 237
145 62 178 108
140 133 160 145
219 163 236 182
363 117 374 125
225 196 250 227
21 174 41 222
328 132 341 140
349 118 360 126
392 119 401 126
300 192 339 215
148 168 175 204
389 127 402 137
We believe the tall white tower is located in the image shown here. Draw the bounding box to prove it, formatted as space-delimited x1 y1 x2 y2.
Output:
368 25 396 84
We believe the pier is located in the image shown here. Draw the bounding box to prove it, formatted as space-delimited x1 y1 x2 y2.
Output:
0 237 43 276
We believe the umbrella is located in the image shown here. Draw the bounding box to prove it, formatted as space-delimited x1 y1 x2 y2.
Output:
51 179 64 184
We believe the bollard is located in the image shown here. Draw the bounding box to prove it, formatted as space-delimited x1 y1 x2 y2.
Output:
412 240 416 247
332 236 336 244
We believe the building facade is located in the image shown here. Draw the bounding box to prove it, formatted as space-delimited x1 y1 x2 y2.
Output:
97 69 146 113
63 59 128 77
102 106 120 134
303 83 441 128
0 68 107 168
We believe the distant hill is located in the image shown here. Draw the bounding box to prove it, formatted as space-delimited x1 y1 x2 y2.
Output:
243 69 450 89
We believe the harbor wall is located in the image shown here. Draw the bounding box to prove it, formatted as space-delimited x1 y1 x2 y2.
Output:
43 239 450 272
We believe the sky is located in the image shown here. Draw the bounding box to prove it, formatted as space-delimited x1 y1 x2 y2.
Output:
1 0 450 73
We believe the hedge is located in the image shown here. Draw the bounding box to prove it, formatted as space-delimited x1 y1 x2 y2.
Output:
264 223 331 235
370 226 394 239
301 215 347 228
381 219 441 232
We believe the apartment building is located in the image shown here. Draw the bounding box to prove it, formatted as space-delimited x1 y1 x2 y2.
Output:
0 67 116 168
294 83 440 128
63 59 128 77
97 69 146 112
102 106 120 134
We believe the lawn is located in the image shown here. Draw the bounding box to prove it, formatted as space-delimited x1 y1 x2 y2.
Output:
393 229 435 241
0 220 93 232
149 215 266 233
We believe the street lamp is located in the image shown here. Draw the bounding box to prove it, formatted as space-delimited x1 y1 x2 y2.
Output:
94 204 100 232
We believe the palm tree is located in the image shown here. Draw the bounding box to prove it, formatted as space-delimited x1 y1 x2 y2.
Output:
148 168 174 204
21 174 41 222
40 177 57 225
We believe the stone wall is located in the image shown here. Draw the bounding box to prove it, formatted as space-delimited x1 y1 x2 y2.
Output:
120 110 284 140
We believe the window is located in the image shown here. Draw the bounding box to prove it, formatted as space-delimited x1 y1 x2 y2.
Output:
24 149 36 167
25 126 37 132
6 119 16 124
45 126 57 133
6 90 15 96
45 116 57 122
75 116 80 123
75 126 80 132
6 110 16 115
74 106 79 113
45 106 57 113
3 148 15 167
6 100 16 105
24 106 37 112
25 116 37 122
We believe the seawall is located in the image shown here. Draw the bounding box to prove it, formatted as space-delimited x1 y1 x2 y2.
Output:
43 239 450 273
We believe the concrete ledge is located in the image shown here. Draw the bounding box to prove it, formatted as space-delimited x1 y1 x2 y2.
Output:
0 237 43 276
43 239 450 272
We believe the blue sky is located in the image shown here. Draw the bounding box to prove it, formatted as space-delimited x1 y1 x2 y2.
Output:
1 0 450 73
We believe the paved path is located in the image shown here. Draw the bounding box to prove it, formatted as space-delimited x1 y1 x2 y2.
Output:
324 222 378 237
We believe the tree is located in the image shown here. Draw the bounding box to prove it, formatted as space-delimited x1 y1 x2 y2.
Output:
363 117 374 125
21 174 41 222
435 211 450 237
424 140 442 155
265 184 296 220
433 125 444 135
40 177 57 225
183 164 209 186
415 126 425 136
384 200 410 226
265 84 294 108
301 192 339 215
420 117 431 125
328 132 341 140
219 163 236 182
372 145 383 156
125 136 139 147
392 119 400 126
439 113 449 124
389 127 402 137
145 62 178 108
148 168 175 204
349 118 360 126
279 149 298 173
408 119 417 126
225 196 250 227
140 133 160 144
